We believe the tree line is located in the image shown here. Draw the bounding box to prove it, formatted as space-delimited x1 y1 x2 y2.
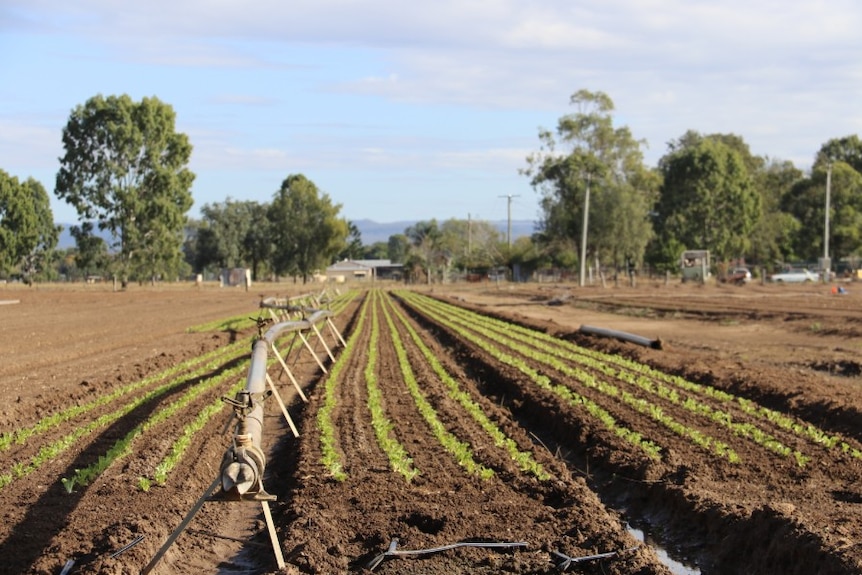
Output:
2 90 860 285
525 90 862 281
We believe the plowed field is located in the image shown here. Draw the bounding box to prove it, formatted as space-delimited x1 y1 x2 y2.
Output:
2 281 862 575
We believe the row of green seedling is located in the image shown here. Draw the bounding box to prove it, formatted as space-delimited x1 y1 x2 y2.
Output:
500 318 858 460
382 291 550 480
395 291 662 462
404 292 743 463
139 374 247 491
0 339 253 492
61 359 250 493
365 291 420 481
418 292 859 464
0 335 252 453
187 313 256 334
420 297 782 464
316 291 366 481
319 290 420 481
376 290 493 479
489 296 856 458
146 289 361 490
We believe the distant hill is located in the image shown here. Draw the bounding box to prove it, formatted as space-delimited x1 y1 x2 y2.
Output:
352 219 538 245
56 219 538 249
57 225 114 250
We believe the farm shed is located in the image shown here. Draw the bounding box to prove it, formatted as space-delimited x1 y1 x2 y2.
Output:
324 259 403 282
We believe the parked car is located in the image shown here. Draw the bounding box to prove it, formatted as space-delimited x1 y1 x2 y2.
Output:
769 268 818 283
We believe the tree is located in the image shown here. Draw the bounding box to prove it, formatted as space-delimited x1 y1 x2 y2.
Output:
71 221 109 281
0 171 59 281
782 162 862 263
507 235 543 280
198 200 246 269
267 174 348 282
668 130 766 175
361 242 390 260
55 94 195 285
242 202 273 281
338 221 364 260
387 234 410 264
654 135 761 263
438 218 504 272
194 199 271 279
405 220 443 284
523 90 657 282
589 167 659 276
187 219 218 275
748 159 804 265
816 135 862 175
659 132 801 269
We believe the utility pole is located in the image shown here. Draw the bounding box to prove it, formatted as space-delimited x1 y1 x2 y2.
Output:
499 194 519 248
468 213 472 253
824 163 832 282
579 174 591 287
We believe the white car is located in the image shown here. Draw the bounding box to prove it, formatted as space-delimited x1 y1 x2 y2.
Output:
769 268 818 283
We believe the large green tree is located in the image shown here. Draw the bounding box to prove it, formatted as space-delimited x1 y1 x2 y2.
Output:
0 171 59 280
523 90 657 283
817 135 862 175
55 94 195 285
193 198 271 279
748 159 803 266
654 135 761 263
267 174 348 282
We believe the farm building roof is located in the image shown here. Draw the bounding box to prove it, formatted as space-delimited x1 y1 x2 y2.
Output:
326 259 401 273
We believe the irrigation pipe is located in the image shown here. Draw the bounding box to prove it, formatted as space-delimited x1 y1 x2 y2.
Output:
551 545 639 570
578 325 662 349
219 307 337 500
144 290 349 574
366 539 528 571
109 535 144 558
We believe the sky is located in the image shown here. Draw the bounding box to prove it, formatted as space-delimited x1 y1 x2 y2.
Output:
2 1 861 227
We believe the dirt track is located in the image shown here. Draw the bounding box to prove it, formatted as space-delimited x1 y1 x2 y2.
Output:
1 281 862 574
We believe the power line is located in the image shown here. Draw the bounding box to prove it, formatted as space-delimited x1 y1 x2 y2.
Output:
499 194 520 248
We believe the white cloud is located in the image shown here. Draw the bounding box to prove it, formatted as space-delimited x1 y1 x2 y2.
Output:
3 0 861 218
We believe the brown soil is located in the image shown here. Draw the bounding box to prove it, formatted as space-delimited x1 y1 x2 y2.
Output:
1 280 861 575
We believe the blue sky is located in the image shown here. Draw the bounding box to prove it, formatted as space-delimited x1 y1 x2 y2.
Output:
2 1 860 226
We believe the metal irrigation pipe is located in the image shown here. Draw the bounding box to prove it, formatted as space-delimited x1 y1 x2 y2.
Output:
219 308 335 501
261 293 347 349
578 325 662 349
